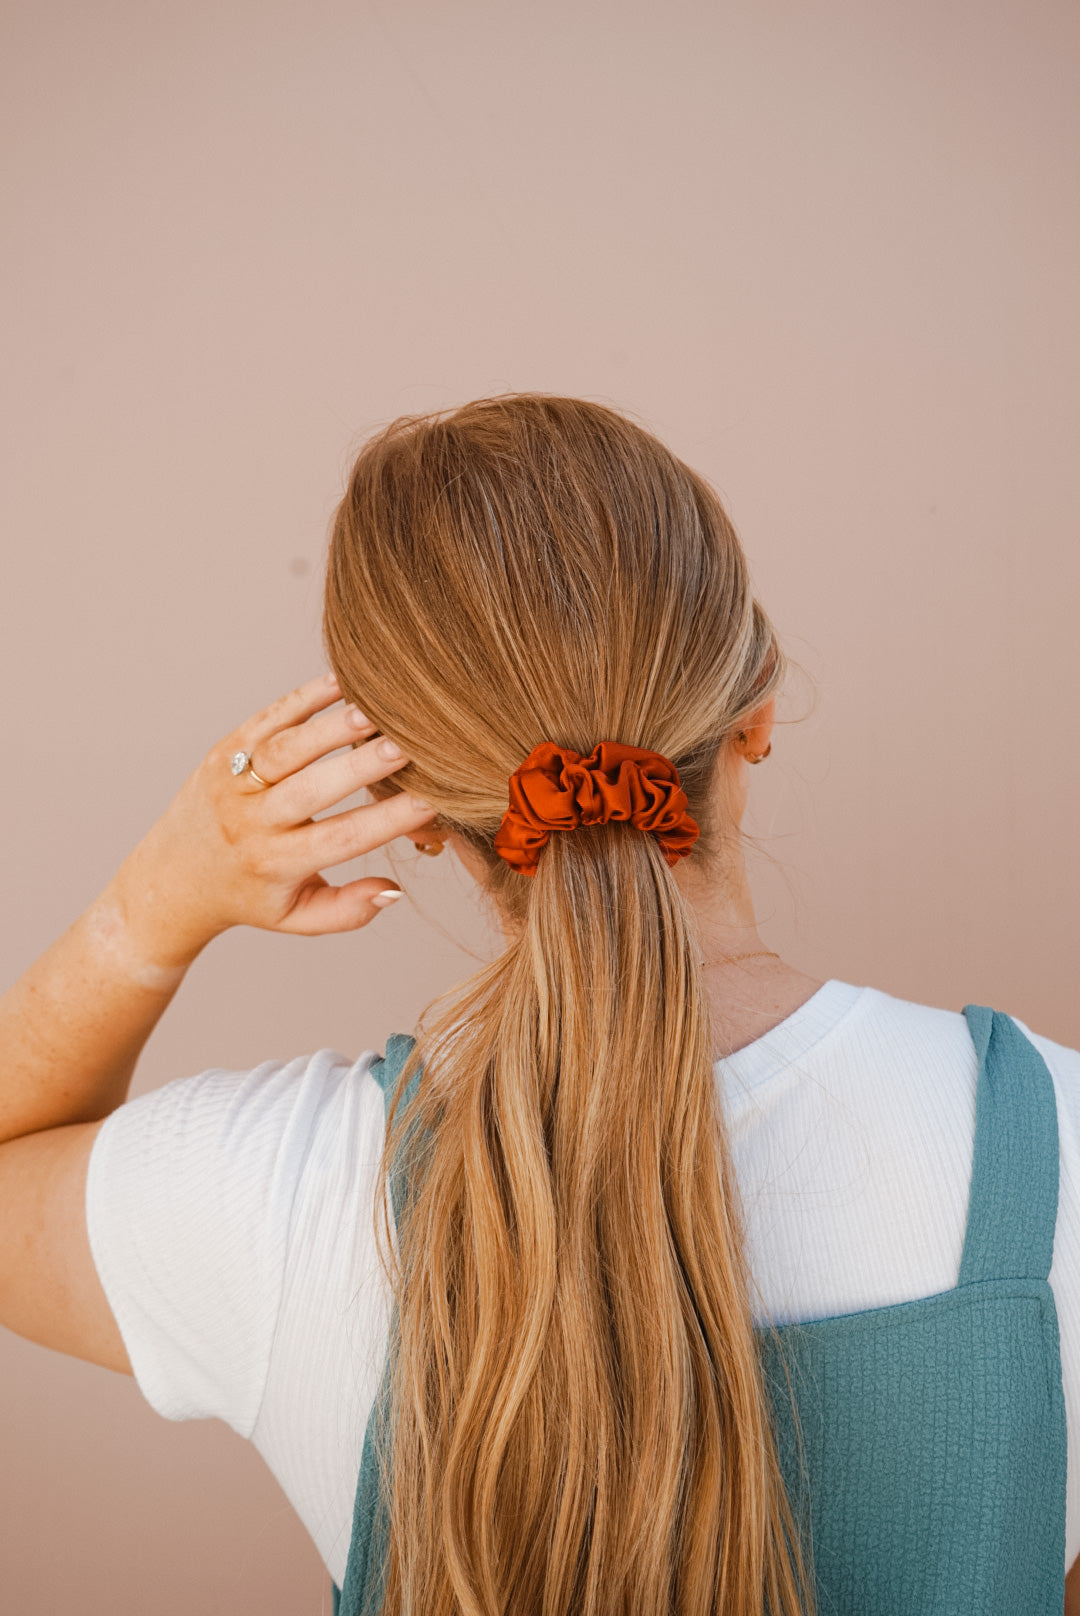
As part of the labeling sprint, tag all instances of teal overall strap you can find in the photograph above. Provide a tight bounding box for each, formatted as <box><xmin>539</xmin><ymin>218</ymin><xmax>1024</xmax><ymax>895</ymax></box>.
<box><xmin>958</xmin><ymin>1005</ymin><xmax>1059</xmax><ymax>1286</ymax></box>
<box><xmin>336</xmin><ymin>1033</ymin><xmax>424</xmax><ymax>1616</ymax></box>
<box><xmin>371</xmin><ymin>1033</ymin><xmax>424</xmax><ymax>1229</ymax></box>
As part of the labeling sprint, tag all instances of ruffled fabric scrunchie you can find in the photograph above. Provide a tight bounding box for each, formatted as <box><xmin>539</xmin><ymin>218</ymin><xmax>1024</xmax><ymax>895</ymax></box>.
<box><xmin>493</xmin><ymin>740</ymin><xmax>700</xmax><ymax>875</ymax></box>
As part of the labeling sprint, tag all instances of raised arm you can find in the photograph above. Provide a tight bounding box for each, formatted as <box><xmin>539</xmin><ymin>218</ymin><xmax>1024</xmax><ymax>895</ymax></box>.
<box><xmin>0</xmin><ymin>671</ymin><xmax>436</xmax><ymax>1369</ymax></box>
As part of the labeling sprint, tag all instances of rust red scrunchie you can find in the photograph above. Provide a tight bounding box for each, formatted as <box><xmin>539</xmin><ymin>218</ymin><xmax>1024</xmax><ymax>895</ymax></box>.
<box><xmin>493</xmin><ymin>740</ymin><xmax>700</xmax><ymax>876</ymax></box>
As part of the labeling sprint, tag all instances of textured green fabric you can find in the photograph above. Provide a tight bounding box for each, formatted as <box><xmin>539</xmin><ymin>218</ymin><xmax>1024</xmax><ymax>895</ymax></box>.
<box><xmin>333</xmin><ymin>1007</ymin><xmax>1067</xmax><ymax>1614</ymax></box>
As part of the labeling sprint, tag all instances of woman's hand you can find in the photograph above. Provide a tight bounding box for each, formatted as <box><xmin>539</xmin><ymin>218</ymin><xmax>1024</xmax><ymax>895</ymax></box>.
<box><xmin>103</xmin><ymin>671</ymin><xmax>439</xmax><ymax>972</ymax></box>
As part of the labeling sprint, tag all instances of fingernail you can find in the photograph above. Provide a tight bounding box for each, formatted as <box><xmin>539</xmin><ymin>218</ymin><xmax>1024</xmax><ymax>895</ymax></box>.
<box><xmin>410</xmin><ymin>795</ymin><xmax>433</xmax><ymax>812</ymax></box>
<box><xmin>347</xmin><ymin>706</ymin><xmax>370</xmax><ymax>729</ymax></box>
<box><xmin>372</xmin><ymin>889</ymin><xmax>403</xmax><ymax>908</ymax></box>
<box><xmin>324</xmin><ymin>671</ymin><xmax>340</xmax><ymax>687</ymax></box>
<box><xmin>378</xmin><ymin>736</ymin><xmax>405</xmax><ymax>760</ymax></box>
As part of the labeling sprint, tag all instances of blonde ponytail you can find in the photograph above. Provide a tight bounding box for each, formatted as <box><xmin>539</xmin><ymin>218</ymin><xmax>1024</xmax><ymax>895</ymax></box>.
<box><xmin>324</xmin><ymin>394</ymin><xmax>815</xmax><ymax>1616</ymax></box>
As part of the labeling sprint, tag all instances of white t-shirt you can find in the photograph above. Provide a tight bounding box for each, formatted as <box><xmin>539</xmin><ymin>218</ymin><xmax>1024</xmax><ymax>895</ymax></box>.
<box><xmin>85</xmin><ymin>979</ymin><xmax>1080</xmax><ymax>1586</ymax></box>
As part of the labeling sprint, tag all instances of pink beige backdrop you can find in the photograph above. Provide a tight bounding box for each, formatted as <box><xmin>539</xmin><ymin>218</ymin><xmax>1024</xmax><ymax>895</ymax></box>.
<box><xmin>2</xmin><ymin>1</ymin><xmax>1078</xmax><ymax>1609</ymax></box>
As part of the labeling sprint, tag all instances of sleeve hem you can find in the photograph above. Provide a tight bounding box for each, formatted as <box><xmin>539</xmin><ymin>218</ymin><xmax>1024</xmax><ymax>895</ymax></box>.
<box><xmin>85</xmin><ymin>1109</ymin><xmax>202</xmax><ymax>1424</ymax></box>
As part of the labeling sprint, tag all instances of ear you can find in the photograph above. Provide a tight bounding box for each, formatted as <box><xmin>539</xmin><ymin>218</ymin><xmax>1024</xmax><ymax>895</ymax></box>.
<box><xmin>731</xmin><ymin>696</ymin><xmax>775</xmax><ymax>760</ymax></box>
<box><xmin>405</xmin><ymin>816</ymin><xmax>449</xmax><ymax>854</ymax></box>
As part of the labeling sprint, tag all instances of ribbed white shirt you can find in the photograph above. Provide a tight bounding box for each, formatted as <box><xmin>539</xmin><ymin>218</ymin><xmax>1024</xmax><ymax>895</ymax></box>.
<box><xmin>85</xmin><ymin>979</ymin><xmax>1080</xmax><ymax>1585</ymax></box>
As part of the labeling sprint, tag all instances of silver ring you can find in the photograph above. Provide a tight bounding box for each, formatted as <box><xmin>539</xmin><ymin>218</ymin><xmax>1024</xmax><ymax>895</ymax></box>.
<box><xmin>229</xmin><ymin>750</ymin><xmax>272</xmax><ymax>789</ymax></box>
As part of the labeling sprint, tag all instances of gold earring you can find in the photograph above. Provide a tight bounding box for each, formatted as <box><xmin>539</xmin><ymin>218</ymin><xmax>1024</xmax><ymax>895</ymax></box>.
<box><xmin>416</xmin><ymin>840</ymin><xmax>445</xmax><ymax>857</ymax></box>
<box><xmin>736</xmin><ymin>731</ymin><xmax>771</xmax><ymax>764</ymax></box>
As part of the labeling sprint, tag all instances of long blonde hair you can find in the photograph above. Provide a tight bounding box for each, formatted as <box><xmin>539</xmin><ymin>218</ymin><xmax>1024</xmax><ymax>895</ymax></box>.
<box><xmin>323</xmin><ymin>394</ymin><xmax>814</xmax><ymax>1616</ymax></box>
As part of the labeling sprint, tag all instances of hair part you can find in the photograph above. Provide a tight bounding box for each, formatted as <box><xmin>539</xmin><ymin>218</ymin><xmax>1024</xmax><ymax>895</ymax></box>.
<box><xmin>323</xmin><ymin>394</ymin><xmax>814</xmax><ymax>1616</ymax></box>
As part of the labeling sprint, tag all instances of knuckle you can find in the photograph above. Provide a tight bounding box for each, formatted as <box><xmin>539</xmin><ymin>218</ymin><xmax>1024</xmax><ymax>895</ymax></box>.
<box><xmin>255</xmin><ymin>732</ymin><xmax>282</xmax><ymax>772</ymax></box>
<box><xmin>323</xmin><ymin>811</ymin><xmax>360</xmax><ymax>856</ymax></box>
<box><xmin>260</xmin><ymin>689</ymin><xmax>296</xmax><ymax>728</ymax></box>
<box><xmin>219</xmin><ymin>810</ymin><xmax>246</xmax><ymax>851</ymax></box>
<box><xmin>328</xmin><ymin>810</ymin><xmax>374</xmax><ymax>865</ymax></box>
<box><xmin>289</xmin><ymin>773</ymin><xmax>321</xmax><ymax>819</ymax></box>
<box><xmin>242</xmin><ymin>840</ymin><xmax>274</xmax><ymax>881</ymax></box>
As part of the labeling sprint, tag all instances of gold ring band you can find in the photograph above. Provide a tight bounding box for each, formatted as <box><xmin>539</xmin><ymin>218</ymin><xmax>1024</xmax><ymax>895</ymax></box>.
<box><xmin>229</xmin><ymin>750</ymin><xmax>273</xmax><ymax>788</ymax></box>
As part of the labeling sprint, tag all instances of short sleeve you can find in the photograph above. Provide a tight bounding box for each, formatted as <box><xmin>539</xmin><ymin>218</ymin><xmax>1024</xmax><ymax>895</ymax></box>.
<box><xmin>85</xmin><ymin>1047</ymin><xmax>365</xmax><ymax>1439</ymax></box>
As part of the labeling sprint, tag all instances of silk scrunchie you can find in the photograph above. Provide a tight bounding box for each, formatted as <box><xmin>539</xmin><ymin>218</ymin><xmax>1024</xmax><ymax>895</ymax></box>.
<box><xmin>493</xmin><ymin>740</ymin><xmax>700</xmax><ymax>876</ymax></box>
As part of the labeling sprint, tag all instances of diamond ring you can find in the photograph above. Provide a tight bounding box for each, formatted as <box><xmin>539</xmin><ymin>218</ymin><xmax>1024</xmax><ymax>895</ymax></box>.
<box><xmin>230</xmin><ymin>750</ymin><xmax>272</xmax><ymax>789</ymax></box>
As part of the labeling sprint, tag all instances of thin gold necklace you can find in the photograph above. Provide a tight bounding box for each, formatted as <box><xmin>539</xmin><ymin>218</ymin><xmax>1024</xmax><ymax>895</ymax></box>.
<box><xmin>699</xmin><ymin>949</ymin><xmax>780</xmax><ymax>968</ymax></box>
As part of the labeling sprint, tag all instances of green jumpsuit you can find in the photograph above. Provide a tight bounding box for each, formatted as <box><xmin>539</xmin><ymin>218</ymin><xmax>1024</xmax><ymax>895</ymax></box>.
<box><xmin>332</xmin><ymin>1005</ymin><xmax>1068</xmax><ymax>1614</ymax></box>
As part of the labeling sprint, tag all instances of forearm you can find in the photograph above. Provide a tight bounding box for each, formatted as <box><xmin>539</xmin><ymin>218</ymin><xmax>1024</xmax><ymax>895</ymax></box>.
<box><xmin>0</xmin><ymin>672</ymin><xmax>421</xmax><ymax>1145</ymax></box>
<box><xmin>0</xmin><ymin>870</ymin><xmax>209</xmax><ymax>1146</ymax></box>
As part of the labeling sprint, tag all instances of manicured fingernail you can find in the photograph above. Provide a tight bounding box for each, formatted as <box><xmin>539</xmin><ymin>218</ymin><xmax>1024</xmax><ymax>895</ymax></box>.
<box><xmin>372</xmin><ymin>889</ymin><xmax>403</xmax><ymax>908</ymax></box>
<box><xmin>378</xmin><ymin>737</ymin><xmax>405</xmax><ymax>760</ymax></box>
<box><xmin>410</xmin><ymin>795</ymin><xmax>433</xmax><ymax>812</ymax></box>
<box><xmin>347</xmin><ymin>706</ymin><xmax>370</xmax><ymax>729</ymax></box>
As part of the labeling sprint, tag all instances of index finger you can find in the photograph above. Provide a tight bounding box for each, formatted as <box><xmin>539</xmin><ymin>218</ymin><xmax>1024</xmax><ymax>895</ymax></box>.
<box><xmin>241</xmin><ymin>672</ymin><xmax>342</xmax><ymax>749</ymax></box>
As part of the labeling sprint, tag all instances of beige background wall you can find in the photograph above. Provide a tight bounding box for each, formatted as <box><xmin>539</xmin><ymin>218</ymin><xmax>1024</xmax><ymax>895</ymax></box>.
<box><xmin>2</xmin><ymin>0</ymin><xmax>1077</xmax><ymax>1609</ymax></box>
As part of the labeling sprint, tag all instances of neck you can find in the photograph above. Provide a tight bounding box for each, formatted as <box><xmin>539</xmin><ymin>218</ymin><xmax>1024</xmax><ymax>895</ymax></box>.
<box><xmin>675</xmin><ymin>847</ymin><xmax>769</xmax><ymax>965</ymax></box>
<box><xmin>675</xmin><ymin>848</ymin><xmax>827</xmax><ymax>1051</ymax></box>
